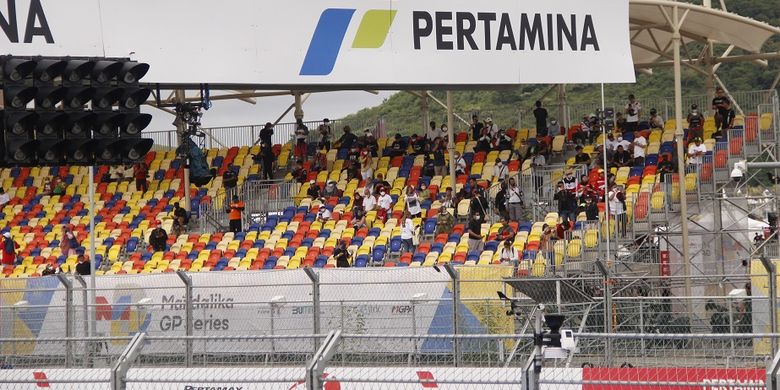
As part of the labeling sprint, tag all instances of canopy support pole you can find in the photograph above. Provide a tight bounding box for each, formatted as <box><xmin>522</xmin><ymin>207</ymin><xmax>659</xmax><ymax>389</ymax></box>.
<box><xmin>174</xmin><ymin>89</ymin><xmax>192</xmax><ymax>212</ymax></box>
<box><xmin>293</xmin><ymin>92</ymin><xmax>304</xmax><ymax>121</ymax></box>
<box><xmin>672</xmin><ymin>5</ymin><xmax>694</xmax><ymax>310</ymax></box>
<box><xmin>421</xmin><ymin>91</ymin><xmax>430</xmax><ymax>135</ymax></box>
<box><xmin>447</xmin><ymin>92</ymin><xmax>456</xmax><ymax>194</ymax></box>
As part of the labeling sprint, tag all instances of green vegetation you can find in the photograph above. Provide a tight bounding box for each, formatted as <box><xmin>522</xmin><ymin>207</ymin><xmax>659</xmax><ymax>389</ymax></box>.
<box><xmin>343</xmin><ymin>0</ymin><xmax>779</xmax><ymax>134</ymax></box>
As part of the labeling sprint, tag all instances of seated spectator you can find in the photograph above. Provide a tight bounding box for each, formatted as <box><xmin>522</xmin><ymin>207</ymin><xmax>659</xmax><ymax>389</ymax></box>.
<box><xmin>0</xmin><ymin>188</ymin><xmax>9</xmax><ymax>209</ymax></box>
<box><xmin>75</xmin><ymin>254</ymin><xmax>91</xmax><ymax>276</ymax></box>
<box><xmin>173</xmin><ymin>202</ymin><xmax>190</xmax><ymax>227</ymax></box>
<box><xmin>612</xmin><ymin>145</ymin><xmax>633</xmax><ymax>168</ymax></box>
<box><xmin>422</xmin><ymin>155</ymin><xmax>436</xmax><ymax>177</ymax></box>
<box><xmin>41</xmin><ymin>263</ymin><xmax>56</xmax><ymax>276</ymax></box>
<box><xmin>605</xmin><ymin>133</ymin><xmax>618</xmax><ymax>153</ymax></box>
<box><xmin>454</xmin><ymin>151</ymin><xmax>467</xmax><ymax>176</ymax></box>
<box><xmin>439</xmin><ymin>187</ymin><xmax>455</xmax><ymax>209</ymax></box>
<box><xmin>475</xmin><ymin>131</ymin><xmax>492</xmax><ymax>153</ymax></box>
<box><xmin>632</xmin><ymin>133</ymin><xmax>647</xmax><ymax>166</ymax></box>
<box><xmin>312</xmin><ymin>149</ymin><xmax>328</xmax><ymax>172</ymax></box>
<box><xmin>42</xmin><ymin>177</ymin><xmax>52</xmax><ymax>194</ymax></box>
<box><xmin>333</xmin><ymin>240</ymin><xmax>351</xmax><ymax>268</ymax></box>
<box><xmin>411</xmin><ymin>134</ymin><xmax>427</xmax><ymax>155</ymax></box>
<box><xmin>499</xmin><ymin>239</ymin><xmax>519</xmax><ymax>266</ymax></box>
<box><xmin>317</xmin><ymin>206</ymin><xmax>332</xmax><ymax>222</ymax></box>
<box><xmin>556</xmin><ymin>215</ymin><xmax>573</xmax><ymax>239</ymax></box>
<box><xmin>52</xmin><ymin>180</ymin><xmax>66</xmax><ymax>196</ymax></box>
<box><xmin>371</xmin><ymin>173</ymin><xmax>390</xmax><ymax>195</ymax></box>
<box><xmin>658</xmin><ymin>155</ymin><xmax>675</xmax><ymax>182</ymax></box>
<box><xmin>351</xmin><ymin>205</ymin><xmax>367</xmax><ymax>230</ymax></box>
<box><xmin>321</xmin><ymin>180</ymin><xmax>340</xmax><ymax>198</ymax></box>
<box><xmin>497</xmin><ymin>218</ymin><xmax>516</xmax><ymax>241</ymax></box>
<box><xmin>334</xmin><ymin>126</ymin><xmax>357</xmax><ymax>150</ymax></box>
<box><xmin>649</xmin><ymin>108</ymin><xmax>664</xmax><ymax>129</ymax></box>
<box><xmin>574</xmin><ymin>145</ymin><xmax>591</xmax><ymax>166</ymax></box>
<box><xmin>307</xmin><ymin>180</ymin><xmax>320</xmax><ymax>200</ymax></box>
<box><xmin>571</xmin><ymin>120</ymin><xmax>588</xmax><ymax>146</ymax></box>
<box><xmin>547</xmin><ymin>119</ymin><xmax>561</xmax><ymax>137</ymax></box>
<box><xmin>149</xmin><ymin>222</ymin><xmax>168</xmax><ymax>252</ymax></box>
<box><xmin>687</xmin><ymin>137</ymin><xmax>706</xmax><ymax>165</ymax></box>
<box><xmin>494</xmin><ymin>158</ymin><xmax>508</xmax><ymax>182</ymax></box>
<box><xmin>496</xmin><ymin>130</ymin><xmax>513</xmax><ymax>150</ymax></box>
<box><xmin>418</xmin><ymin>183</ymin><xmax>431</xmax><ymax>201</ymax></box>
<box><xmin>291</xmin><ymin>160</ymin><xmax>308</xmax><ymax>183</ymax></box>
<box><xmin>362</xmin><ymin>188</ymin><xmax>377</xmax><ymax>211</ymax></box>
<box><xmin>388</xmin><ymin>134</ymin><xmax>406</xmax><ymax>157</ymax></box>
<box><xmin>436</xmin><ymin>207</ymin><xmax>455</xmax><ymax>236</ymax></box>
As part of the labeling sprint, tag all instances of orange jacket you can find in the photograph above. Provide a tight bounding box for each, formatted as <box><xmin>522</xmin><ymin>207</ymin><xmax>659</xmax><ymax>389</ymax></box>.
<box><xmin>228</xmin><ymin>201</ymin><xmax>245</xmax><ymax>220</ymax></box>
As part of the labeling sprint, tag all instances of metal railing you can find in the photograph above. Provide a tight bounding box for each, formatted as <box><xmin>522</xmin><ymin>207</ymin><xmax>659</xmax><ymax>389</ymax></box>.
<box><xmin>198</xmin><ymin>179</ymin><xmax>301</xmax><ymax>232</ymax></box>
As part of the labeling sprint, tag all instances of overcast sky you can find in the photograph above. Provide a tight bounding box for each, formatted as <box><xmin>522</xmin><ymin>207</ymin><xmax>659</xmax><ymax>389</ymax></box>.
<box><xmin>143</xmin><ymin>90</ymin><xmax>396</xmax><ymax>132</ymax></box>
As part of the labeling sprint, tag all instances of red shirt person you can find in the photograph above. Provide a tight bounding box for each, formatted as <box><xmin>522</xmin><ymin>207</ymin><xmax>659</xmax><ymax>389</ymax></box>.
<box><xmin>1</xmin><ymin>232</ymin><xmax>19</xmax><ymax>266</ymax></box>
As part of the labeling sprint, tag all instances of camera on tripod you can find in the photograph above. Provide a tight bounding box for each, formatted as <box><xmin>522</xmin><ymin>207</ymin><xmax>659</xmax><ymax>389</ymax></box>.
<box><xmin>175</xmin><ymin>102</ymin><xmax>207</xmax><ymax>138</ymax></box>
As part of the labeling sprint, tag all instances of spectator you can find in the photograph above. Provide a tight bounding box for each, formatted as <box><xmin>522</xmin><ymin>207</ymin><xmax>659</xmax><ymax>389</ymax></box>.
<box><xmin>612</xmin><ymin>145</ymin><xmax>633</xmax><ymax>168</ymax></box>
<box><xmin>615</xmin><ymin>112</ymin><xmax>626</xmax><ymax>132</ymax></box>
<box><xmin>364</xmin><ymin>131</ymin><xmax>379</xmax><ymax>157</ymax></box>
<box><xmin>294</xmin><ymin>119</ymin><xmax>309</xmax><ymax>162</ymax></box>
<box><xmin>495</xmin><ymin>181</ymin><xmax>508</xmax><ymax>221</ymax></box>
<box><xmin>401</xmin><ymin>211</ymin><xmax>417</xmax><ymax>253</ymax></box>
<box><xmin>260</xmin><ymin>143</ymin><xmax>275</xmax><ymax>181</ymax></box>
<box><xmin>468</xmin><ymin>178</ymin><xmax>485</xmax><ymax>199</ymax></box>
<box><xmin>496</xmin><ymin>130</ymin><xmax>513</xmax><ymax>150</ymax></box>
<box><xmin>687</xmin><ymin>104</ymin><xmax>704</xmax><ymax>141</ymax></box>
<box><xmin>149</xmin><ymin>222</ymin><xmax>168</xmax><ymax>252</ymax></box>
<box><xmin>530</xmin><ymin>148</ymin><xmax>546</xmax><ymax>196</ymax></box>
<box><xmin>475</xmin><ymin>131</ymin><xmax>492</xmax><ymax>153</ymax></box>
<box><xmin>605</xmin><ymin>133</ymin><xmax>618</xmax><ymax>152</ymax></box>
<box><xmin>562</xmin><ymin>170</ymin><xmax>577</xmax><ymax>192</ymax></box>
<box><xmin>1</xmin><ymin>232</ymin><xmax>18</xmax><ymax>266</ymax></box>
<box><xmin>433</xmin><ymin>140</ymin><xmax>447</xmax><ymax>176</ymax></box>
<box><xmin>291</xmin><ymin>160</ymin><xmax>308</xmax><ymax>184</ymax></box>
<box><xmin>321</xmin><ymin>180</ymin><xmax>340</xmax><ymax>198</ymax></box>
<box><xmin>307</xmin><ymin>180</ymin><xmax>320</xmax><ymax>200</ymax></box>
<box><xmin>494</xmin><ymin>158</ymin><xmax>508</xmax><ymax>182</ymax></box>
<box><xmin>227</xmin><ymin>195</ymin><xmax>245</xmax><ymax>233</ymax></box>
<box><xmin>351</xmin><ymin>205</ymin><xmax>367</xmax><ymax>230</ymax></box>
<box><xmin>608</xmin><ymin>185</ymin><xmax>627</xmax><ymax>237</ymax></box>
<box><xmin>556</xmin><ymin>215</ymin><xmax>573</xmax><ymax>240</ymax></box>
<box><xmin>387</xmin><ymin>134</ymin><xmax>405</xmax><ymax>157</ymax></box>
<box><xmin>335</xmin><ymin>126</ymin><xmax>357</xmax><ymax>150</ymax></box>
<box><xmin>377</xmin><ymin>188</ymin><xmax>393</xmax><ymax>222</ymax></box>
<box><xmin>333</xmin><ymin>240</ymin><xmax>351</xmax><ymax>268</ymax></box>
<box><xmin>371</xmin><ymin>173</ymin><xmax>390</xmax><ymax>195</ymax></box>
<box><xmin>436</xmin><ymin>207</ymin><xmax>455</xmax><ymax>235</ymax></box>
<box><xmin>572</xmin><ymin>117</ymin><xmax>589</xmax><ymax>146</ymax></box>
<box><xmin>754</xmin><ymin>232</ymin><xmax>765</xmax><ymax>246</ymax></box>
<box><xmin>52</xmin><ymin>179</ymin><xmax>65</xmax><ymax>196</ymax></box>
<box><xmin>411</xmin><ymin>134</ymin><xmax>427</xmax><ymax>155</ymax></box>
<box><xmin>360</xmin><ymin>151</ymin><xmax>373</xmax><ymax>181</ymax></box>
<box><xmin>547</xmin><ymin>118</ymin><xmax>560</xmax><ymax>137</ymax></box>
<box><xmin>0</xmin><ymin>188</ymin><xmax>9</xmax><ymax>209</ymax></box>
<box><xmin>42</xmin><ymin>177</ymin><xmax>52</xmax><ymax>194</ymax></box>
<box><xmin>500</xmin><ymin>239</ymin><xmax>519</xmax><ymax>267</ymax></box>
<box><xmin>554</xmin><ymin>181</ymin><xmax>578</xmax><ymax>222</ymax></box>
<box><xmin>484</xmin><ymin>118</ymin><xmax>498</xmax><ymax>139</ymax></box>
<box><xmin>577</xmin><ymin>175</ymin><xmax>597</xmax><ymax>204</ymax></box>
<box><xmin>41</xmin><ymin>263</ymin><xmax>56</xmax><ymax>276</ymax></box>
<box><xmin>426</xmin><ymin>121</ymin><xmax>442</xmax><ymax>146</ymax></box>
<box><xmin>60</xmin><ymin>226</ymin><xmax>78</xmax><ymax>257</ymax></box>
<box><xmin>470</xmin><ymin>114</ymin><xmax>484</xmax><ymax>141</ymax></box>
<box><xmin>312</xmin><ymin>149</ymin><xmax>328</xmax><ymax>172</ymax></box>
<box><xmin>422</xmin><ymin>155</ymin><xmax>436</xmax><ymax>178</ymax></box>
<box><xmin>658</xmin><ymin>155</ymin><xmax>675</xmax><ymax>182</ymax></box>
<box><xmin>439</xmin><ymin>187</ymin><xmax>455</xmax><ymax>209</ymax></box>
<box><xmin>497</xmin><ymin>218</ymin><xmax>516</xmax><ymax>242</ymax></box>
<box><xmin>574</xmin><ymin>145</ymin><xmax>591</xmax><ymax>166</ymax></box>
<box><xmin>345</xmin><ymin>159</ymin><xmax>361</xmax><ymax>182</ymax></box>
<box><xmin>454</xmin><ymin>151</ymin><xmax>467</xmax><ymax>176</ymax></box>
<box><xmin>317</xmin><ymin>206</ymin><xmax>332</xmax><ymax>222</ymax></box>
<box><xmin>687</xmin><ymin>137</ymin><xmax>706</xmax><ymax>165</ymax></box>
<box><xmin>405</xmin><ymin>185</ymin><xmax>422</xmax><ymax>218</ymax></box>
<box><xmin>259</xmin><ymin>122</ymin><xmax>274</xmax><ymax>147</ymax></box>
<box><xmin>632</xmin><ymin>133</ymin><xmax>647</xmax><ymax>166</ymax></box>
<box><xmin>467</xmin><ymin>213</ymin><xmax>484</xmax><ymax>253</ymax></box>
<box><xmin>624</xmin><ymin>94</ymin><xmax>641</xmax><ymax>133</ymax></box>
<box><xmin>470</xmin><ymin>187</ymin><xmax>488</xmax><ymax>221</ymax></box>
<box><xmin>584</xmin><ymin>196</ymin><xmax>599</xmax><ymax>221</ymax></box>
<box><xmin>318</xmin><ymin>119</ymin><xmax>332</xmax><ymax>151</ymax></box>
<box><xmin>222</xmin><ymin>167</ymin><xmax>238</xmax><ymax>198</ymax></box>
<box><xmin>173</xmin><ymin>202</ymin><xmax>190</xmax><ymax>228</ymax></box>
<box><xmin>134</xmin><ymin>162</ymin><xmax>149</xmax><ymax>192</ymax></box>
<box><xmin>418</xmin><ymin>183</ymin><xmax>431</xmax><ymax>201</ymax></box>
<box><xmin>506</xmin><ymin>178</ymin><xmax>524</xmax><ymax>222</ymax></box>
<box><xmin>712</xmin><ymin>87</ymin><xmax>733</xmax><ymax>135</ymax></box>
<box><xmin>533</xmin><ymin>100</ymin><xmax>549</xmax><ymax>136</ymax></box>
<box><xmin>649</xmin><ymin>108</ymin><xmax>664</xmax><ymax>129</ymax></box>
<box><xmin>362</xmin><ymin>188</ymin><xmax>377</xmax><ymax>212</ymax></box>
<box><xmin>75</xmin><ymin>254</ymin><xmax>90</xmax><ymax>276</ymax></box>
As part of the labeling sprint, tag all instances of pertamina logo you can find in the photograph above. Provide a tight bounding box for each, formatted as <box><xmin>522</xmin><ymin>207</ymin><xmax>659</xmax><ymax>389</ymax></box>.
<box><xmin>300</xmin><ymin>8</ymin><xmax>396</xmax><ymax>76</ymax></box>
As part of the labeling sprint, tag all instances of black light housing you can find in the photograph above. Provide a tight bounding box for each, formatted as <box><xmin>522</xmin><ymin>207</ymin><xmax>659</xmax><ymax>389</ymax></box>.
<box><xmin>4</xmin><ymin>86</ymin><xmax>37</xmax><ymax>109</ymax></box>
<box><xmin>36</xmin><ymin>139</ymin><xmax>66</xmax><ymax>165</ymax></box>
<box><xmin>5</xmin><ymin>111</ymin><xmax>38</xmax><ymax>136</ymax></box>
<box><xmin>121</xmin><ymin>113</ymin><xmax>152</xmax><ymax>137</ymax></box>
<box><xmin>62</xmin><ymin>60</ymin><xmax>94</xmax><ymax>84</ymax></box>
<box><xmin>36</xmin><ymin>112</ymin><xmax>67</xmax><ymax>138</ymax></box>
<box><xmin>116</xmin><ymin>138</ymin><xmax>153</xmax><ymax>163</ymax></box>
<box><xmin>35</xmin><ymin>86</ymin><xmax>66</xmax><ymax>109</ymax></box>
<box><xmin>92</xmin><ymin>87</ymin><xmax>122</xmax><ymax>111</ymax></box>
<box><xmin>93</xmin><ymin>112</ymin><xmax>123</xmax><ymax>138</ymax></box>
<box><xmin>2</xmin><ymin>58</ymin><xmax>36</xmax><ymax>82</ymax></box>
<box><xmin>118</xmin><ymin>61</ymin><xmax>150</xmax><ymax>84</ymax></box>
<box><xmin>119</xmin><ymin>87</ymin><xmax>151</xmax><ymax>111</ymax></box>
<box><xmin>91</xmin><ymin>60</ymin><xmax>122</xmax><ymax>85</ymax></box>
<box><xmin>64</xmin><ymin>112</ymin><xmax>95</xmax><ymax>138</ymax></box>
<box><xmin>63</xmin><ymin>87</ymin><xmax>95</xmax><ymax>110</ymax></box>
<box><xmin>65</xmin><ymin>139</ymin><xmax>95</xmax><ymax>164</ymax></box>
<box><xmin>33</xmin><ymin>59</ymin><xmax>66</xmax><ymax>83</ymax></box>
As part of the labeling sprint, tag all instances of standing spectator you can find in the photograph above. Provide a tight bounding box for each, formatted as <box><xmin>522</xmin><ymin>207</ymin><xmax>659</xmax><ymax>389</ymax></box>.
<box><xmin>608</xmin><ymin>185</ymin><xmax>627</xmax><ymax>238</ymax></box>
<box><xmin>360</xmin><ymin>151</ymin><xmax>373</xmax><ymax>181</ymax></box>
<box><xmin>454</xmin><ymin>151</ymin><xmax>467</xmax><ymax>176</ymax></box>
<box><xmin>318</xmin><ymin>119</ymin><xmax>332</xmax><ymax>151</ymax></box>
<box><xmin>42</xmin><ymin>177</ymin><xmax>52</xmax><ymax>194</ymax></box>
<box><xmin>470</xmin><ymin>114</ymin><xmax>484</xmax><ymax>141</ymax></box>
<box><xmin>475</xmin><ymin>131</ymin><xmax>492</xmax><ymax>153</ymax></box>
<box><xmin>687</xmin><ymin>137</ymin><xmax>707</xmax><ymax>166</ymax></box>
<box><xmin>562</xmin><ymin>170</ymin><xmax>577</xmax><ymax>192</ymax></box>
<box><xmin>426</xmin><ymin>121</ymin><xmax>442</xmax><ymax>147</ymax></box>
<box><xmin>60</xmin><ymin>226</ymin><xmax>78</xmax><ymax>257</ymax></box>
<box><xmin>466</xmin><ymin>213</ymin><xmax>484</xmax><ymax>253</ymax></box>
<box><xmin>433</xmin><ymin>140</ymin><xmax>447</xmax><ymax>176</ymax></box>
<box><xmin>484</xmin><ymin>118</ymin><xmax>498</xmax><ymax>139</ymax></box>
<box><xmin>436</xmin><ymin>207</ymin><xmax>454</xmax><ymax>235</ymax></box>
<box><xmin>149</xmin><ymin>222</ymin><xmax>168</xmax><ymax>252</ymax></box>
<box><xmin>335</xmin><ymin>126</ymin><xmax>357</xmax><ymax>150</ymax></box>
<box><xmin>494</xmin><ymin>158</ymin><xmax>508</xmax><ymax>182</ymax></box>
<box><xmin>377</xmin><ymin>188</ymin><xmax>393</xmax><ymax>222</ymax></box>
<box><xmin>400</xmin><ymin>211</ymin><xmax>417</xmax><ymax>253</ymax></box>
<box><xmin>333</xmin><ymin>240</ymin><xmax>351</xmax><ymax>268</ymax></box>
<box><xmin>1</xmin><ymin>232</ymin><xmax>18</xmax><ymax>266</ymax></box>
<box><xmin>134</xmin><ymin>162</ymin><xmax>149</xmax><ymax>193</ymax></box>
<box><xmin>554</xmin><ymin>181</ymin><xmax>578</xmax><ymax>222</ymax></box>
<box><xmin>260</xmin><ymin>143</ymin><xmax>275</xmax><ymax>181</ymax></box>
<box><xmin>495</xmin><ymin>181</ymin><xmax>508</xmax><ymax>221</ymax></box>
<box><xmin>364</xmin><ymin>131</ymin><xmax>379</xmax><ymax>157</ymax></box>
<box><xmin>658</xmin><ymin>155</ymin><xmax>675</xmax><ymax>183</ymax></box>
<box><xmin>632</xmin><ymin>133</ymin><xmax>648</xmax><ymax>166</ymax></box>
<box><xmin>227</xmin><ymin>195</ymin><xmax>245</xmax><ymax>233</ymax></box>
<box><xmin>712</xmin><ymin>87</ymin><xmax>732</xmax><ymax>134</ymax></box>
<box><xmin>418</xmin><ymin>183</ymin><xmax>431</xmax><ymax>201</ymax></box>
<box><xmin>294</xmin><ymin>119</ymin><xmax>309</xmax><ymax>162</ymax></box>
<box><xmin>470</xmin><ymin>186</ymin><xmax>488</xmax><ymax>221</ymax></box>
<box><xmin>624</xmin><ymin>94</ymin><xmax>641</xmax><ymax>133</ymax></box>
<box><xmin>405</xmin><ymin>185</ymin><xmax>422</xmax><ymax>218</ymax></box>
<box><xmin>533</xmin><ymin>101</ymin><xmax>549</xmax><ymax>136</ymax></box>
<box><xmin>506</xmin><ymin>178</ymin><xmax>524</xmax><ymax>222</ymax></box>
<box><xmin>649</xmin><ymin>108</ymin><xmax>664</xmax><ymax>129</ymax></box>
<box><xmin>547</xmin><ymin>119</ymin><xmax>561</xmax><ymax>137</ymax></box>
<box><xmin>0</xmin><ymin>188</ymin><xmax>9</xmax><ymax>209</ymax></box>
<box><xmin>173</xmin><ymin>202</ymin><xmax>190</xmax><ymax>227</ymax></box>
<box><xmin>222</xmin><ymin>167</ymin><xmax>238</xmax><ymax>199</ymax></box>
<box><xmin>576</xmin><ymin>175</ymin><xmax>596</xmax><ymax>204</ymax></box>
<box><xmin>321</xmin><ymin>180</ymin><xmax>340</xmax><ymax>199</ymax></box>
<box><xmin>687</xmin><ymin>104</ymin><xmax>704</xmax><ymax>141</ymax></box>
<box><xmin>531</xmin><ymin>148</ymin><xmax>546</xmax><ymax>197</ymax></box>
<box><xmin>259</xmin><ymin>122</ymin><xmax>274</xmax><ymax>147</ymax></box>
<box><xmin>496</xmin><ymin>130</ymin><xmax>513</xmax><ymax>150</ymax></box>
<box><xmin>584</xmin><ymin>196</ymin><xmax>599</xmax><ymax>221</ymax></box>
<box><xmin>75</xmin><ymin>254</ymin><xmax>90</xmax><ymax>276</ymax></box>
<box><xmin>439</xmin><ymin>187</ymin><xmax>455</xmax><ymax>209</ymax></box>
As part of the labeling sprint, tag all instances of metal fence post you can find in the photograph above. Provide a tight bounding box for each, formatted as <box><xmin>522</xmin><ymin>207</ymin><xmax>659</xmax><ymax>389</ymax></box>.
<box><xmin>595</xmin><ymin>260</ymin><xmax>612</xmax><ymax>366</ymax></box>
<box><xmin>307</xmin><ymin>330</ymin><xmax>341</xmax><ymax>390</ymax></box>
<box><xmin>443</xmin><ymin>264</ymin><xmax>460</xmax><ymax>366</ymax></box>
<box><xmin>111</xmin><ymin>332</ymin><xmax>146</xmax><ymax>390</ymax></box>
<box><xmin>56</xmin><ymin>274</ymin><xmax>74</xmax><ymax>367</ymax></box>
<box><xmin>176</xmin><ymin>270</ymin><xmax>193</xmax><ymax>366</ymax></box>
<box><xmin>74</xmin><ymin>274</ymin><xmax>90</xmax><ymax>366</ymax></box>
<box><xmin>304</xmin><ymin>268</ymin><xmax>321</xmax><ymax>350</ymax></box>
<box><xmin>760</xmin><ymin>257</ymin><xmax>777</xmax><ymax>357</ymax></box>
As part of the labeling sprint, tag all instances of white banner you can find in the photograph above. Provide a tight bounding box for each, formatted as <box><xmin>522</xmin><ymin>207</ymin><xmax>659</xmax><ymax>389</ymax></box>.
<box><xmin>1</xmin><ymin>0</ymin><xmax>635</xmax><ymax>86</ymax></box>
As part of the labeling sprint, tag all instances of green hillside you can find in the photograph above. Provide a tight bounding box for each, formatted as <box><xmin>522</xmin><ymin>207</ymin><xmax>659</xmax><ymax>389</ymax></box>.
<box><xmin>343</xmin><ymin>0</ymin><xmax>779</xmax><ymax>133</ymax></box>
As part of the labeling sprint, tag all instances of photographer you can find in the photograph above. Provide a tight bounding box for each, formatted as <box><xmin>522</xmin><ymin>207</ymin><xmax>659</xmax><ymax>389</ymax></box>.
<box><xmin>259</xmin><ymin>122</ymin><xmax>274</xmax><ymax>146</ymax></box>
<box><xmin>318</xmin><ymin>119</ymin><xmax>332</xmax><ymax>151</ymax></box>
<box><xmin>226</xmin><ymin>195</ymin><xmax>245</xmax><ymax>233</ymax></box>
<box><xmin>624</xmin><ymin>94</ymin><xmax>641</xmax><ymax>133</ymax></box>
